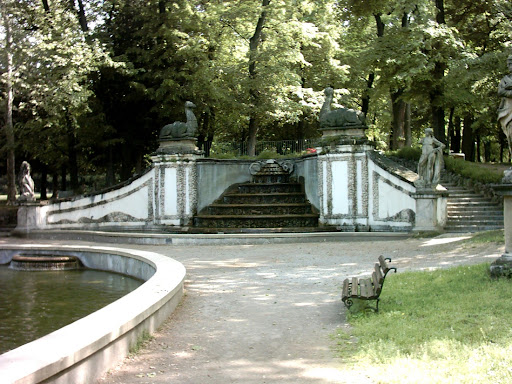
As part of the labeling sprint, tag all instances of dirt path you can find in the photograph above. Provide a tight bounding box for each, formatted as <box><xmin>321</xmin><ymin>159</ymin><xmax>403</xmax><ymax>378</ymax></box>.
<box><xmin>96</xmin><ymin>235</ymin><xmax>502</xmax><ymax>384</ymax></box>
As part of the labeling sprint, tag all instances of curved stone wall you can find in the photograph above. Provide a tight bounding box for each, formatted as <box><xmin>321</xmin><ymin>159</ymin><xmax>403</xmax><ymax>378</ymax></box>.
<box><xmin>0</xmin><ymin>244</ymin><xmax>186</xmax><ymax>384</ymax></box>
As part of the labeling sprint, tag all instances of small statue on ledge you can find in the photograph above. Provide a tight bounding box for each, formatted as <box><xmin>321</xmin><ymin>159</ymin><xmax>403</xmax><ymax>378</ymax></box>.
<box><xmin>319</xmin><ymin>87</ymin><xmax>366</xmax><ymax>128</ymax></box>
<box><xmin>159</xmin><ymin>101</ymin><xmax>198</xmax><ymax>139</ymax></box>
<box><xmin>18</xmin><ymin>161</ymin><xmax>35</xmax><ymax>202</ymax></box>
<box><xmin>416</xmin><ymin>128</ymin><xmax>445</xmax><ymax>188</ymax></box>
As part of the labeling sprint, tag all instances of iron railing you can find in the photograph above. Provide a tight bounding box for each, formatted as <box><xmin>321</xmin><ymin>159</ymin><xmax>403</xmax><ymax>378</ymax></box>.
<box><xmin>204</xmin><ymin>139</ymin><xmax>317</xmax><ymax>157</ymax></box>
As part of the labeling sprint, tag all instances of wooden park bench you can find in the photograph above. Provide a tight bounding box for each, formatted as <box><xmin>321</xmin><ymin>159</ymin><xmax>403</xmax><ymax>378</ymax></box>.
<box><xmin>341</xmin><ymin>256</ymin><xmax>397</xmax><ymax>312</ymax></box>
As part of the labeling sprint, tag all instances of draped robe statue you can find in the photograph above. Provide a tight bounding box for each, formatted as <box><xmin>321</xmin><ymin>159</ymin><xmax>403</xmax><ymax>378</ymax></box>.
<box><xmin>498</xmin><ymin>55</ymin><xmax>512</xmax><ymax>155</ymax></box>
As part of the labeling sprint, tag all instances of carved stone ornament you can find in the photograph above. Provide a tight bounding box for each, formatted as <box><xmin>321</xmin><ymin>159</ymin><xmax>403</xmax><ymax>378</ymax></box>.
<box><xmin>249</xmin><ymin>159</ymin><xmax>294</xmax><ymax>176</ymax></box>
<box><xmin>319</xmin><ymin>87</ymin><xmax>366</xmax><ymax>129</ymax></box>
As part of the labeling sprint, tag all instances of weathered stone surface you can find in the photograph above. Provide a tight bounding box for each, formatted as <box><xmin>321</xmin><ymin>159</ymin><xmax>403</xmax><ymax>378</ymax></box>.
<box><xmin>498</xmin><ymin>55</ymin><xmax>512</xmax><ymax>154</ymax></box>
<box><xmin>17</xmin><ymin>161</ymin><xmax>35</xmax><ymax>202</ymax></box>
<box><xmin>415</xmin><ymin>128</ymin><xmax>445</xmax><ymax>188</ymax></box>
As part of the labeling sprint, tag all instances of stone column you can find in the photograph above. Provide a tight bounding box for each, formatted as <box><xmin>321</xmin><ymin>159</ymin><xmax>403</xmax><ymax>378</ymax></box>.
<box><xmin>490</xmin><ymin>184</ymin><xmax>512</xmax><ymax>277</ymax></box>
<box><xmin>412</xmin><ymin>187</ymin><xmax>448</xmax><ymax>232</ymax></box>
<box><xmin>151</xmin><ymin>138</ymin><xmax>202</xmax><ymax>227</ymax></box>
<box><xmin>14</xmin><ymin>202</ymin><xmax>46</xmax><ymax>235</ymax></box>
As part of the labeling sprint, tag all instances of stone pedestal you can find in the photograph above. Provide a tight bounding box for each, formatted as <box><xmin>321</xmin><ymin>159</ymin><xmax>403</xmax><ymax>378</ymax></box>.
<box><xmin>150</xmin><ymin>153</ymin><xmax>200</xmax><ymax>227</ymax></box>
<box><xmin>15</xmin><ymin>202</ymin><xmax>44</xmax><ymax>235</ymax></box>
<box><xmin>155</xmin><ymin>137</ymin><xmax>202</xmax><ymax>156</ymax></box>
<box><xmin>319</xmin><ymin>125</ymin><xmax>367</xmax><ymax>139</ymax></box>
<box><xmin>412</xmin><ymin>186</ymin><xmax>448</xmax><ymax>232</ymax></box>
<box><xmin>489</xmin><ymin>184</ymin><xmax>512</xmax><ymax>277</ymax></box>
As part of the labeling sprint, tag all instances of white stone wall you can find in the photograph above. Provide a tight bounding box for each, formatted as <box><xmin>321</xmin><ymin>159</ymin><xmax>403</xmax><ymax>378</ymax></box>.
<box><xmin>317</xmin><ymin>145</ymin><xmax>416</xmax><ymax>231</ymax></box>
<box><xmin>18</xmin><ymin>156</ymin><xmax>199</xmax><ymax>231</ymax></box>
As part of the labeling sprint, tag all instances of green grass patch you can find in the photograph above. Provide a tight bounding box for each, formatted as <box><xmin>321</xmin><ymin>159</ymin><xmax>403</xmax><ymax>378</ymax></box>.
<box><xmin>468</xmin><ymin>230</ymin><xmax>505</xmax><ymax>244</ymax></box>
<box><xmin>339</xmin><ymin>263</ymin><xmax>512</xmax><ymax>383</ymax></box>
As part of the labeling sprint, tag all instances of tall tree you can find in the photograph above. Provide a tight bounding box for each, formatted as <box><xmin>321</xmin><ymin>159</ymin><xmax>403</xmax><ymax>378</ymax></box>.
<box><xmin>0</xmin><ymin>1</ymin><xmax>17</xmax><ymax>203</ymax></box>
<box><xmin>247</xmin><ymin>0</ymin><xmax>270</xmax><ymax>156</ymax></box>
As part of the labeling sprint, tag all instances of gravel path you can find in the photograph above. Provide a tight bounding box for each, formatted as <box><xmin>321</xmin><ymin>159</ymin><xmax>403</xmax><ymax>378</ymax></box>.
<box><xmin>90</xmin><ymin>234</ymin><xmax>503</xmax><ymax>384</ymax></box>
<box><xmin>3</xmin><ymin>233</ymin><xmax>493</xmax><ymax>384</ymax></box>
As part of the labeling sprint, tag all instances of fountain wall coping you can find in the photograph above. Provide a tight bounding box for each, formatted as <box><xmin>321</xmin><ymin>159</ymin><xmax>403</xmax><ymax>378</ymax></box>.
<box><xmin>0</xmin><ymin>244</ymin><xmax>186</xmax><ymax>384</ymax></box>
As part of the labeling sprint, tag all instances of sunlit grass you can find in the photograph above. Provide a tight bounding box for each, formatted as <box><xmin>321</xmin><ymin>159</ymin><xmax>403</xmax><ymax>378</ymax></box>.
<box><xmin>338</xmin><ymin>263</ymin><xmax>512</xmax><ymax>383</ymax></box>
<box><xmin>468</xmin><ymin>230</ymin><xmax>504</xmax><ymax>244</ymax></box>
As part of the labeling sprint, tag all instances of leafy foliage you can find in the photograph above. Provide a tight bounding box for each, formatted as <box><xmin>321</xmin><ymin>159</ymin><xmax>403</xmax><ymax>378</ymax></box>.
<box><xmin>1</xmin><ymin>0</ymin><xmax>511</xmax><ymax>193</ymax></box>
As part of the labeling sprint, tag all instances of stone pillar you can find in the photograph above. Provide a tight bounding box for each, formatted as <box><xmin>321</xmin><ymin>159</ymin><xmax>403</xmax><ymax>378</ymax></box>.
<box><xmin>151</xmin><ymin>138</ymin><xmax>202</xmax><ymax>227</ymax></box>
<box><xmin>316</xmin><ymin>131</ymin><xmax>371</xmax><ymax>230</ymax></box>
<box><xmin>412</xmin><ymin>187</ymin><xmax>448</xmax><ymax>232</ymax></box>
<box><xmin>490</xmin><ymin>185</ymin><xmax>512</xmax><ymax>277</ymax></box>
<box><xmin>14</xmin><ymin>202</ymin><xmax>46</xmax><ymax>235</ymax></box>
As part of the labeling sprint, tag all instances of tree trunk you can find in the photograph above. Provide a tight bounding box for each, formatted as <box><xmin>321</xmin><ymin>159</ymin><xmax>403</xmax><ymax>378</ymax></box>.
<box><xmin>361</xmin><ymin>13</ymin><xmax>384</xmax><ymax>117</ymax></box>
<box><xmin>1</xmin><ymin>6</ymin><xmax>17</xmax><ymax>204</ymax></box>
<box><xmin>106</xmin><ymin>146</ymin><xmax>115</xmax><ymax>187</ymax></box>
<box><xmin>451</xmin><ymin>115</ymin><xmax>461</xmax><ymax>153</ymax></box>
<box><xmin>499</xmin><ymin>129</ymin><xmax>507</xmax><ymax>162</ymax></box>
<box><xmin>52</xmin><ymin>172</ymin><xmax>59</xmax><ymax>198</ymax></box>
<box><xmin>247</xmin><ymin>0</ymin><xmax>270</xmax><ymax>157</ymax></box>
<box><xmin>61</xmin><ymin>165</ymin><xmax>67</xmax><ymax>191</ymax></box>
<box><xmin>41</xmin><ymin>0</ymin><xmax>50</xmax><ymax>12</ymax></box>
<box><xmin>40</xmin><ymin>163</ymin><xmax>48</xmax><ymax>200</ymax></box>
<box><xmin>404</xmin><ymin>103</ymin><xmax>412</xmax><ymax>147</ymax></box>
<box><xmin>66</xmin><ymin>114</ymin><xmax>79</xmax><ymax>191</ymax></box>
<box><xmin>75</xmin><ymin>0</ymin><xmax>88</xmax><ymax>32</ymax></box>
<box><xmin>390</xmin><ymin>90</ymin><xmax>407</xmax><ymax>150</ymax></box>
<box><xmin>476</xmin><ymin>131</ymin><xmax>481</xmax><ymax>162</ymax></box>
<box><xmin>484</xmin><ymin>140</ymin><xmax>491</xmax><ymax>162</ymax></box>
<box><xmin>461</xmin><ymin>115</ymin><xmax>474</xmax><ymax>161</ymax></box>
<box><xmin>431</xmin><ymin>0</ymin><xmax>447</xmax><ymax>144</ymax></box>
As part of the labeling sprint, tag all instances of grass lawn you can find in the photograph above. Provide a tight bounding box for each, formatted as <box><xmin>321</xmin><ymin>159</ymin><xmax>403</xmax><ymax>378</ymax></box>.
<box><xmin>337</xmin><ymin>256</ymin><xmax>512</xmax><ymax>383</ymax></box>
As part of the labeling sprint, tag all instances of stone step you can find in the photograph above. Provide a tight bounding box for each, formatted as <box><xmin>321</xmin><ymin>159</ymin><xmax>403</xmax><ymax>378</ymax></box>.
<box><xmin>448</xmin><ymin>197</ymin><xmax>494</xmax><ymax>203</ymax></box>
<box><xmin>447</xmin><ymin>207</ymin><xmax>503</xmax><ymax>215</ymax></box>
<box><xmin>447</xmin><ymin>201</ymin><xmax>501</xmax><ymax>208</ymax></box>
<box><xmin>206</xmin><ymin>203</ymin><xmax>314</xmax><ymax>216</ymax></box>
<box><xmin>444</xmin><ymin>224</ymin><xmax>504</xmax><ymax>232</ymax></box>
<box><xmin>194</xmin><ymin>214</ymin><xmax>320</xmax><ymax>228</ymax></box>
<box><xmin>447</xmin><ymin>193</ymin><xmax>485</xmax><ymax>198</ymax></box>
<box><xmin>237</xmin><ymin>183</ymin><xmax>302</xmax><ymax>194</ymax></box>
<box><xmin>445</xmin><ymin>218</ymin><xmax>503</xmax><ymax>226</ymax></box>
<box><xmin>441</xmin><ymin>178</ymin><xmax>504</xmax><ymax>232</ymax></box>
<box><xmin>222</xmin><ymin>193</ymin><xmax>306</xmax><ymax>204</ymax></box>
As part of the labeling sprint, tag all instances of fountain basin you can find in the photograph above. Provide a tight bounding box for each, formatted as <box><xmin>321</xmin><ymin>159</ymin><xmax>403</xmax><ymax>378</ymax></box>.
<box><xmin>0</xmin><ymin>244</ymin><xmax>186</xmax><ymax>384</ymax></box>
<box><xmin>9</xmin><ymin>254</ymin><xmax>81</xmax><ymax>271</ymax></box>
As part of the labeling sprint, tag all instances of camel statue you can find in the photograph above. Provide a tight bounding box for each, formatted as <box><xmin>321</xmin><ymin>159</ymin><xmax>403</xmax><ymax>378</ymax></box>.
<box><xmin>159</xmin><ymin>101</ymin><xmax>198</xmax><ymax>139</ymax></box>
<box><xmin>319</xmin><ymin>87</ymin><xmax>366</xmax><ymax>128</ymax></box>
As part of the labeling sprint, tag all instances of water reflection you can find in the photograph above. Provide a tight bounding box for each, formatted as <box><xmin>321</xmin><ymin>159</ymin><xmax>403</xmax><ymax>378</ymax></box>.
<box><xmin>0</xmin><ymin>266</ymin><xmax>142</xmax><ymax>354</ymax></box>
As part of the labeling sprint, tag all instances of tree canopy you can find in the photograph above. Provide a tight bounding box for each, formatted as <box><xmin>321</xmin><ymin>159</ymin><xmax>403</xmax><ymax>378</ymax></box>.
<box><xmin>1</xmin><ymin>0</ymin><xmax>511</xmax><ymax>198</ymax></box>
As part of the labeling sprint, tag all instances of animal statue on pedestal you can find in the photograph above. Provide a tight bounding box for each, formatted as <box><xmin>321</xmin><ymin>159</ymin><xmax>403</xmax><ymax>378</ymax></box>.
<box><xmin>319</xmin><ymin>87</ymin><xmax>366</xmax><ymax>128</ymax></box>
<box><xmin>159</xmin><ymin>101</ymin><xmax>198</xmax><ymax>139</ymax></box>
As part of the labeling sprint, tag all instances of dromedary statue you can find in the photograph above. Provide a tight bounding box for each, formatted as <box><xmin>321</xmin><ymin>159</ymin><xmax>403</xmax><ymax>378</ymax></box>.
<box><xmin>319</xmin><ymin>87</ymin><xmax>366</xmax><ymax>128</ymax></box>
<box><xmin>159</xmin><ymin>101</ymin><xmax>198</xmax><ymax>139</ymax></box>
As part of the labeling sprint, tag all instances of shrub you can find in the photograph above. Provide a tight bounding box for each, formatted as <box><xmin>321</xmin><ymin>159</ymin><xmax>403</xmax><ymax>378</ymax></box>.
<box><xmin>444</xmin><ymin>156</ymin><xmax>503</xmax><ymax>184</ymax></box>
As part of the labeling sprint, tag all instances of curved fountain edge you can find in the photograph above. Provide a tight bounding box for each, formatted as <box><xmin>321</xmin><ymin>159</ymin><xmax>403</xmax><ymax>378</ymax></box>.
<box><xmin>0</xmin><ymin>244</ymin><xmax>186</xmax><ymax>384</ymax></box>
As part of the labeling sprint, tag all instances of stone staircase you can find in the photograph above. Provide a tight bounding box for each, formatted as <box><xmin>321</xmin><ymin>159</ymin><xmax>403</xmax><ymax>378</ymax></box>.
<box><xmin>442</xmin><ymin>181</ymin><xmax>504</xmax><ymax>233</ymax></box>
<box><xmin>193</xmin><ymin>160</ymin><xmax>319</xmax><ymax>229</ymax></box>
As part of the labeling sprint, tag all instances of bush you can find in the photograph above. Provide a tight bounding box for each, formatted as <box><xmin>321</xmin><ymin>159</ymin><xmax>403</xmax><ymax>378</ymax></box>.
<box><xmin>394</xmin><ymin>147</ymin><xmax>422</xmax><ymax>161</ymax></box>
<box><xmin>444</xmin><ymin>156</ymin><xmax>503</xmax><ymax>184</ymax></box>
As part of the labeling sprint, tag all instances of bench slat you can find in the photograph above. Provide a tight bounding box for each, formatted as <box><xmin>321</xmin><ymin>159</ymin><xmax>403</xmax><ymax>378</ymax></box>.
<box><xmin>374</xmin><ymin>262</ymin><xmax>384</xmax><ymax>284</ymax></box>
<box><xmin>372</xmin><ymin>271</ymin><xmax>382</xmax><ymax>296</ymax></box>
<box><xmin>378</xmin><ymin>255</ymin><xmax>391</xmax><ymax>274</ymax></box>
<box><xmin>342</xmin><ymin>278</ymin><xmax>349</xmax><ymax>299</ymax></box>
<box><xmin>351</xmin><ymin>277</ymin><xmax>359</xmax><ymax>297</ymax></box>
<box><xmin>359</xmin><ymin>278</ymin><xmax>374</xmax><ymax>299</ymax></box>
